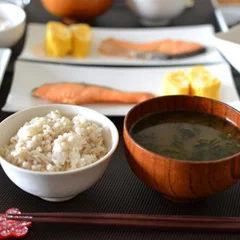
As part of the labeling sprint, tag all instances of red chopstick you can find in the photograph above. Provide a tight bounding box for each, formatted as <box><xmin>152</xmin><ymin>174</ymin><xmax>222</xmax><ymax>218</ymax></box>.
<box><xmin>6</xmin><ymin>212</ymin><xmax>240</xmax><ymax>232</ymax></box>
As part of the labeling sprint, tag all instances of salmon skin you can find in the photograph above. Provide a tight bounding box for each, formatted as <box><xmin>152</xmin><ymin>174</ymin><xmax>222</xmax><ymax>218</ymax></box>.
<box><xmin>32</xmin><ymin>82</ymin><xmax>155</xmax><ymax>105</ymax></box>
<box><xmin>99</xmin><ymin>38</ymin><xmax>206</xmax><ymax>60</ymax></box>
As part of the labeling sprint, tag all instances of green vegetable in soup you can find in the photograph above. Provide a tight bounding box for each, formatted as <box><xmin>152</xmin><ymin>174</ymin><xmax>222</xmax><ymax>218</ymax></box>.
<box><xmin>130</xmin><ymin>111</ymin><xmax>240</xmax><ymax>161</ymax></box>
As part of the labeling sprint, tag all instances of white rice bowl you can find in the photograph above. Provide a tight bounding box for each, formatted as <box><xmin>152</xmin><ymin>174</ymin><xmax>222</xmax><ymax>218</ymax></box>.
<box><xmin>0</xmin><ymin>105</ymin><xmax>119</xmax><ymax>202</ymax></box>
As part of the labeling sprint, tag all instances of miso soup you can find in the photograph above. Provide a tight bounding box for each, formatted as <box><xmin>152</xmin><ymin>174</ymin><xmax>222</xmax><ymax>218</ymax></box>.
<box><xmin>130</xmin><ymin>111</ymin><xmax>240</xmax><ymax>161</ymax></box>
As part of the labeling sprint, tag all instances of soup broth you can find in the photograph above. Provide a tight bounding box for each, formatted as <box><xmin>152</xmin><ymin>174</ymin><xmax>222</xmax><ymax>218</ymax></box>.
<box><xmin>130</xmin><ymin>111</ymin><xmax>240</xmax><ymax>161</ymax></box>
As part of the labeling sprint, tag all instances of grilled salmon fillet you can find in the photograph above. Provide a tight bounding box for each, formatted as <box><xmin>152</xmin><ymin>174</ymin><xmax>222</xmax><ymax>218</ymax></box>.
<box><xmin>99</xmin><ymin>38</ymin><xmax>205</xmax><ymax>59</ymax></box>
<box><xmin>32</xmin><ymin>82</ymin><xmax>155</xmax><ymax>105</ymax></box>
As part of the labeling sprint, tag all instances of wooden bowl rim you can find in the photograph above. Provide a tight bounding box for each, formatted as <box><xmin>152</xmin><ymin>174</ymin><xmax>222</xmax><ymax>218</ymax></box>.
<box><xmin>124</xmin><ymin>95</ymin><xmax>240</xmax><ymax>164</ymax></box>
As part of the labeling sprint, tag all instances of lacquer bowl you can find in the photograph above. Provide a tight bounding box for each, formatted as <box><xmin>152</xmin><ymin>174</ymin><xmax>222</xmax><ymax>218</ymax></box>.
<box><xmin>41</xmin><ymin>0</ymin><xmax>113</xmax><ymax>24</ymax></box>
<box><xmin>123</xmin><ymin>95</ymin><xmax>240</xmax><ymax>203</ymax></box>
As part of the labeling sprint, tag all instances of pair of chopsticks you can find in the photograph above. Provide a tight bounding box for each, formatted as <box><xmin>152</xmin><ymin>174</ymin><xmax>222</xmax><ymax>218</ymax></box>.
<box><xmin>6</xmin><ymin>212</ymin><xmax>240</xmax><ymax>232</ymax></box>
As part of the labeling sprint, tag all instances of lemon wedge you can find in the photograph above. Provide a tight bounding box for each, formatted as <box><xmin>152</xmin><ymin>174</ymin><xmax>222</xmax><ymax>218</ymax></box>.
<box><xmin>45</xmin><ymin>21</ymin><xmax>72</xmax><ymax>57</ymax></box>
<box><xmin>70</xmin><ymin>24</ymin><xmax>92</xmax><ymax>58</ymax></box>
<box><xmin>164</xmin><ymin>70</ymin><xmax>190</xmax><ymax>95</ymax></box>
<box><xmin>188</xmin><ymin>66</ymin><xmax>221</xmax><ymax>100</ymax></box>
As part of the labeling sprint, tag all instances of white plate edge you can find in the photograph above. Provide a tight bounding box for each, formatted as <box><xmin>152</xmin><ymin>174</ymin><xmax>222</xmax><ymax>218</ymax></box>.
<box><xmin>2</xmin><ymin>61</ymin><xmax>239</xmax><ymax>115</ymax></box>
<box><xmin>18</xmin><ymin>23</ymin><xmax>225</xmax><ymax>66</ymax></box>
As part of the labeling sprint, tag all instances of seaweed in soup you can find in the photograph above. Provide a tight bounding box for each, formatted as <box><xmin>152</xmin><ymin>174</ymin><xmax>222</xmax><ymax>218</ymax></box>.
<box><xmin>130</xmin><ymin>111</ymin><xmax>240</xmax><ymax>161</ymax></box>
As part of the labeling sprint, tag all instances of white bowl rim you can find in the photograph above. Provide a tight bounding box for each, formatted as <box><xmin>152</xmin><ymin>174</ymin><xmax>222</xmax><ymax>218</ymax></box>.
<box><xmin>0</xmin><ymin>2</ymin><xmax>26</xmax><ymax>33</ymax></box>
<box><xmin>0</xmin><ymin>104</ymin><xmax>119</xmax><ymax>176</ymax></box>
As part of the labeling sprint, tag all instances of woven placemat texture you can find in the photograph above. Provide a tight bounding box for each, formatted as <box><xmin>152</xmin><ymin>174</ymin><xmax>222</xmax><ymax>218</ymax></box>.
<box><xmin>1</xmin><ymin>137</ymin><xmax>240</xmax><ymax>239</ymax></box>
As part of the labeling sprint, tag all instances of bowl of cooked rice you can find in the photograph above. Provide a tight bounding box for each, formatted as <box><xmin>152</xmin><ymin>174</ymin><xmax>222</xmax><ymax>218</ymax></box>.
<box><xmin>0</xmin><ymin>104</ymin><xmax>119</xmax><ymax>202</ymax></box>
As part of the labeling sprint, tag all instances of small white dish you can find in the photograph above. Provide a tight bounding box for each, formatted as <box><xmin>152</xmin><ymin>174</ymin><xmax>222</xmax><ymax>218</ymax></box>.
<box><xmin>219</xmin><ymin>4</ymin><xmax>240</xmax><ymax>26</ymax></box>
<box><xmin>215</xmin><ymin>24</ymin><xmax>240</xmax><ymax>73</ymax></box>
<box><xmin>0</xmin><ymin>2</ymin><xmax>26</xmax><ymax>47</ymax></box>
<box><xmin>0</xmin><ymin>104</ymin><xmax>119</xmax><ymax>202</ymax></box>
<box><xmin>2</xmin><ymin>61</ymin><xmax>238</xmax><ymax>116</ymax></box>
<box><xmin>2</xmin><ymin>0</ymin><xmax>31</xmax><ymax>9</ymax></box>
<box><xmin>19</xmin><ymin>23</ymin><xmax>224</xmax><ymax>66</ymax></box>
<box><xmin>0</xmin><ymin>48</ymin><xmax>11</xmax><ymax>85</ymax></box>
<box><xmin>125</xmin><ymin>0</ymin><xmax>186</xmax><ymax>26</ymax></box>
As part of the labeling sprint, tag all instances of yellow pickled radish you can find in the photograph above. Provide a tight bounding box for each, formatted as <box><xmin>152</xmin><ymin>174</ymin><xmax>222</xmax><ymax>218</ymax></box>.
<box><xmin>70</xmin><ymin>24</ymin><xmax>92</xmax><ymax>58</ymax></box>
<box><xmin>164</xmin><ymin>70</ymin><xmax>190</xmax><ymax>95</ymax></box>
<box><xmin>45</xmin><ymin>21</ymin><xmax>72</xmax><ymax>57</ymax></box>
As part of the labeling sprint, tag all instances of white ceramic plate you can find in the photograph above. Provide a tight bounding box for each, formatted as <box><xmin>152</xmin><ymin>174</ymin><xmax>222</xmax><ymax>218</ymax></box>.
<box><xmin>18</xmin><ymin>23</ymin><xmax>225</xmax><ymax>66</ymax></box>
<box><xmin>219</xmin><ymin>4</ymin><xmax>240</xmax><ymax>26</ymax></box>
<box><xmin>0</xmin><ymin>48</ymin><xmax>11</xmax><ymax>84</ymax></box>
<box><xmin>215</xmin><ymin>24</ymin><xmax>240</xmax><ymax>74</ymax></box>
<box><xmin>2</xmin><ymin>61</ymin><xmax>239</xmax><ymax>116</ymax></box>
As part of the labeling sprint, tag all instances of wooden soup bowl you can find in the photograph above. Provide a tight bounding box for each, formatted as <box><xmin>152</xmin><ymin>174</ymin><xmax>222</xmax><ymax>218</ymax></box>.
<box><xmin>123</xmin><ymin>95</ymin><xmax>240</xmax><ymax>203</ymax></box>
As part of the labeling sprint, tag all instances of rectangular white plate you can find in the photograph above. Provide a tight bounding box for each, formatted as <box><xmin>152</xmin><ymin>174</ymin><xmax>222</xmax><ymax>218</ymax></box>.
<box><xmin>18</xmin><ymin>23</ymin><xmax>225</xmax><ymax>66</ymax></box>
<box><xmin>0</xmin><ymin>48</ymin><xmax>11</xmax><ymax>85</ymax></box>
<box><xmin>2</xmin><ymin>61</ymin><xmax>239</xmax><ymax>116</ymax></box>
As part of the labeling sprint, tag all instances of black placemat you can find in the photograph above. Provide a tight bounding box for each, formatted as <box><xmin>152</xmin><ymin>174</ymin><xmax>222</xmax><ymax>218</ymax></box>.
<box><xmin>1</xmin><ymin>137</ymin><xmax>240</xmax><ymax>240</ymax></box>
<box><xmin>1</xmin><ymin>0</ymin><xmax>240</xmax><ymax>239</ymax></box>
